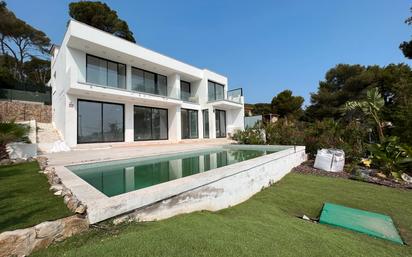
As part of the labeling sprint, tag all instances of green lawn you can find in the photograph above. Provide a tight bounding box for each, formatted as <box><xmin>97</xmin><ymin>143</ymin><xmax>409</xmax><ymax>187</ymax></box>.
<box><xmin>0</xmin><ymin>161</ymin><xmax>72</xmax><ymax>232</ymax></box>
<box><xmin>34</xmin><ymin>173</ymin><xmax>412</xmax><ymax>257</ymax></box>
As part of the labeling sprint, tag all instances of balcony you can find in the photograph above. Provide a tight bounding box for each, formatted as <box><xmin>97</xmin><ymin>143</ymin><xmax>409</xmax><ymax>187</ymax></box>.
<box><xmin>180</xmin><ymin>91</ymin><xmax>199</xmax><ymax>104</ymax></box>
<box><xmin>207</xmin><ymin>88</ymin><xmax>244</xmax><ymax>110</ymax></box>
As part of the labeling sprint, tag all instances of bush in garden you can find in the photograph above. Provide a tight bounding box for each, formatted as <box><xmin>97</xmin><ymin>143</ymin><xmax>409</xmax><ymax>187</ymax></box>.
<box><xmin>232</xmin><ymin>126</ymin><xmax>265</xmax><ymax>145</ymax></box>
<box><xmin>368</xmin><ymin>136</ymin><xmax>412</xmax><ymax>177</ymax></box>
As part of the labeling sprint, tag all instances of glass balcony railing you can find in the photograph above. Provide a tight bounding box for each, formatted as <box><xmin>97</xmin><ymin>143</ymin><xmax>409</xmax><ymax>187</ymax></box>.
<box><xmin>227</xmin><ymin>88</ymin><xmax>243</xmax><ymax>103</ymax></box>
<box><xmin>180</xmin><ymin>91</ymin><xmax>199</xmax><ymax>103</ymax></box>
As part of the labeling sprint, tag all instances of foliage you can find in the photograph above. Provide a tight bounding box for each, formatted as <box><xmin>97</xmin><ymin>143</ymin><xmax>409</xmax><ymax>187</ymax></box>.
<box><xmin>234</xmin><ymin>118</ymin><xmax>367</xmax><ymax>162</ymax></box>
<box><xmin>69</xmin><ymin>1</ymin><xmax>136</xmax><ymax>43</ymax></box>
<box><xmin>400</xmin><ymin>6</ymin><xmax>412</xmax><ymax>59</ymax></box>
<box><xmin>0</xmin><ymin>121</ymin><xmax>29</xmax><ymax>159</ymax></box>
<box><xmin>232</xmin><ymin>127</ymin><xmax>264</xmax><ymax>145</ymax></box>
<box><xmin>368</xmin><ymin>136</ymin><xmax>412</xmax><ymax>176</ymax></box>
<box><xmin>0</xmin><ymin>1</ymin><xmax>50</xmax><ymax>81</ymax></box>
<box><xmin>344</xmin><ymin>87</ymin><xmax>385</xmax><ymax>142</ymax></box>
<box><xmin>264</xmin><ymin>119</ymin><xmax>305</xmax><ymax>146</ymax></box>
<box><xmin>271</xmin><ymin>90</ymin><xmax>304</xmax><ymax>119</ymax></box>
<box><xmin>306</xmin><ymin>63</ymin><xmax>412</xmax><ymax>144</ymax></box>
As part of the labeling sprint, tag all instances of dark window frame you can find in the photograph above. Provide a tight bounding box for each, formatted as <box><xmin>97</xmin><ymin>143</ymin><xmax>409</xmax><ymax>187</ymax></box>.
<box><xmin>180</xmin><ymin>80</ymin><xmax>191</xmax><ymax>101</ymax></box>
<box><xmin>86</xmin><ymin>54</ymin><xmax>126</xmax><ymax>89</ymax></box>
<box><xmin>208</xmin><ymin>80</ymin><xmax>225</xmax><ymax>101</ymax></box>
<box><xmin>77</xmin><ymin>99</ymin><xmax>125</xmax><ymax>144</ymax></box>
<box><xmin>215</xmin><ymin>109</ymin><xmax>226</xmax><ymax>138</ymax></box>
<box><xmin>133</xmin><ymin>105</ymin><xmax>169</xmax><ymax>141</ymax></box>
<box><xmin>181</xmin><ymin>108</ymin><xmax>199</xmax><ymax>139</ymax></box>
<box><xmin>202</xmin><ymin>109</ymin><xmax>209</xmax><ymax>139</ymax></box>
<box><xmin>131</xmin><ymin>66</ymin><xmax>168</xmax><ymax>96</ymax></box>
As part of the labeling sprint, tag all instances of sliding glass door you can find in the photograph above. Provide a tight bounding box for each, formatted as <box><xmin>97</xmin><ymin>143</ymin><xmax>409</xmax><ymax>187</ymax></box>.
<box><xmin>77</xmin><ymin>100</ymin><xmax>124</xmax><ymax>143</ymax></box>
<box><xmin>134</xmin><ymin>106</ymin><xmax>168</xmax><ymax>141</ymax></box>
<box><xmin>181</xmin><ymin>109</ymin><xmax>198</xmax><ymax>139</ymax></box>
<box><xmin>215</xmin><ymin>109</ymin><xmax>226</xmax><ymax>138</ymax></box>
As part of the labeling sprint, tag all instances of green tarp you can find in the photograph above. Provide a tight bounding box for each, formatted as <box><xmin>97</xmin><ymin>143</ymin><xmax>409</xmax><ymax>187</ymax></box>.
<box><xmin>319</xmin><ymin>203</ymin><xmax>403</xmax><ymax>244</ymax></box>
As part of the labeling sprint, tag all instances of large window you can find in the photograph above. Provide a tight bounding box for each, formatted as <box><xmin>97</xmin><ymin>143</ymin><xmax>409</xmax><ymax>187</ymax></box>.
<box><xmin>202</xmin><ymin>109</ymin><xmax>209</xmax><ymax>138</ymax></box>
<box><xmin>86</xmin><ymin>55</ymin><xmax>126</xmax><ymax>89</ymax></box>
<box><xmin>134</xmin><ymin>106</ymin><xmax>168</xmax><ymax>140</ymax></box>
<box><xmin>131</xmin><ymin>67</ymin><xmax>167</xmax><ymax>96</ymax></box>
<box><xmin>181</xmin><ymin>109</ymin><xmax>198</xmax><ymax>139</ymax></box>
<box><xmin>208</xmin><ymin>81</ymin><xmax>225</xmax><ymax>101</ymax></box>
<box><xmin>215</xmin><ymin>109</ymin><xmax>226</xmax><ymax>138</ymax></box>
<box><xmin>180</xmin><ymin>80</ymin><xmax>191</xmax><ymax>101</ymax></box>
<box><xmin>77</xmin><ymin>100</ymin><xmax>124</xmax><ymax>143</ymax></box>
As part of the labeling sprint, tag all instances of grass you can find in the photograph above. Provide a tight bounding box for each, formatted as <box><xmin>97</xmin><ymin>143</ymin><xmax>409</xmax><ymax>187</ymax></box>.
<box><xmin>34</xmin><ymin>173</ymin><xmax>412</xmax><ymax>257</ymax></box>
<box><xmin>0</xmin><ymin>161</ymin><xmax>72</xmax><ymax>232</ymax></box>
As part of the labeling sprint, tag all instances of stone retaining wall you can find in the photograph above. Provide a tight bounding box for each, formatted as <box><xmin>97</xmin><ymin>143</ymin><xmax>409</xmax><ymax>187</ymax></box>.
<box><xmin>0</xmin><ymin>101</ymin><xmax>51</xmax><ymax>123</ymax></box>
<box><xmin>0</xmin><ymin>215</ymin><xmax>88</xmax><ymax>257</ymax></box>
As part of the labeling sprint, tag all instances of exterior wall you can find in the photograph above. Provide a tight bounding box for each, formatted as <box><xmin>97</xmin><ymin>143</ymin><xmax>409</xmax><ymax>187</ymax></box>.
<box><xmin>51</xmin><ymin>19</ymin><xmax>244</xmax><ymax>147</ymax></box>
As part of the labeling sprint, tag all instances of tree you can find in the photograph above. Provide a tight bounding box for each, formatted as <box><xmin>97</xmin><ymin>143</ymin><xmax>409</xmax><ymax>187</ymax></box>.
<box><xmin>344</xmin><ymin>88</ymin><xmax>385</xmax><ymax>143</ymax></box>
<box><xmin>0</xmin><ymin>1</ymin><xmax>50</xmax><ymax>80</ymax></box>
<box><xmin>252</xmin><ymin>103</ymin><xmax>272</xmax><ymax>115</ymax></box>
<box><xmin>400</xmin><ymin>7</ymin><xmax>412</xmax><ymax>59</ymax></box>
<box><xmin>69</xmin><ymin>1</ymin><xmax>136</xmax><ymax>43</ymax></box>
<box><xmin>305</xmin><ymin>64</ymin><xmax>368</xmax><ymax>120</ymax></box>
<box><xmin>271</xmin><ymin>90</ymin><xmax>304</xmax><ymax>119</ymax></box>
<box><xmin>23</xmin><ymin>57</ymin><xmax>50</xmax><ymax>84</ymax></box>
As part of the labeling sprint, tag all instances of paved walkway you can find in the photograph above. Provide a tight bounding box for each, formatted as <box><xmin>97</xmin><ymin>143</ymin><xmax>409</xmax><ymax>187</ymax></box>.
<box><xmin>44</xmin><ymin>139</ymin><xmax>233</xmax><ymax>166</ymax></box>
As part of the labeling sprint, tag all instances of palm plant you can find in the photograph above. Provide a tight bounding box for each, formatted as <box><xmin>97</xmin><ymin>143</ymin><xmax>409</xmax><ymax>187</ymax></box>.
<box><xmin>0</xmin><ymin>121</ymin><xmax>29</xmax><ymax>160</ymax></box>
<box><xmin>344</xmin><ymin>87</ymin><xmax>385</xmax><ymax>143</ymax></box>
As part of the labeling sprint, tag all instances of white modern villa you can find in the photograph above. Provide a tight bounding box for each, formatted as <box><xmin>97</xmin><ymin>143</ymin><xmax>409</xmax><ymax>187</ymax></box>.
<box><xmin>50</xmin><ymin>19</ymin><xmax>244</xmax><ymax>147</ymax></box>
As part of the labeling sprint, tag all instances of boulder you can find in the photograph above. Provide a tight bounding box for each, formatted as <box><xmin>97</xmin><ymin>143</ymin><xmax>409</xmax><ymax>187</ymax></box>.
<box><xmin>56</xmin><ymin>215</ymin><xmax>89</xmax><ymax>241</ymax></box>
<box><xmin>0</xmin><ymin>228</ymin><xmax>36</xmax><ymax>257</ymax></box>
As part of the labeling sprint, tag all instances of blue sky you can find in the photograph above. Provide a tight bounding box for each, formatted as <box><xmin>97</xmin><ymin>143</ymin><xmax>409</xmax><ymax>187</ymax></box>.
<box><xmin>7</xmin><ymin>0</ymin><xmax>412</xmax><ymax>105</ymax></box>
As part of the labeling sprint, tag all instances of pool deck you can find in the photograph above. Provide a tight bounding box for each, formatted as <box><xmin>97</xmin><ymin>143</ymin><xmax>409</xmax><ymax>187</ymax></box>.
<box><xmin>44</xmin><ymin>142</ymin><xmax>306</xmax><ymax>224</ymax></box>
<box><xmin>45</xmin><ymin>139</ymin><xmax>233</xmax><ymax>166</ymax></box>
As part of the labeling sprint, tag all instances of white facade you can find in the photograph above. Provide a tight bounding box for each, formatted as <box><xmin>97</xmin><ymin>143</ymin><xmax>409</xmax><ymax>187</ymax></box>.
<box><xmin>51</xmin><ymin>20</ymin><xmax>244</xmax><ymax>147</ymax></box>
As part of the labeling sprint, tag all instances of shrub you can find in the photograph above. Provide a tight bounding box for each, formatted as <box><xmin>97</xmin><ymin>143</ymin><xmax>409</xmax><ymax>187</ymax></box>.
<box><xmin>368</xmin><ymin>136</ymin><xmax>412</xmax><ymax>177</ymax></box>
<box><xmin>0</xmin><ymin>121</ymin><xmax>30</xmax><ymax>159</ymax></box>
<box><xmin>232</xmin><ymin>127</ymin><xmax>265</xmax><ymax>145</ymax></box>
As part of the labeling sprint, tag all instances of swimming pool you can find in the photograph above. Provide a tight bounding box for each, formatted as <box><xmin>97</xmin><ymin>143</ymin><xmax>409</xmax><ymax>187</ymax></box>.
<box><xmin>56</xmin><ymin>144</ymin><xmax>306</xmax><ymax>223</ymax></box>
<box><xmin>68</xmin><ymin>146</ymin><xmax>277</xmax><ymax>197</ymax></box>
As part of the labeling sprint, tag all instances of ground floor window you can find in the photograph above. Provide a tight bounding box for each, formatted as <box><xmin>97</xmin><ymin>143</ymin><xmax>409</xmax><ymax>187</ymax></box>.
<box><xmin>134</xmin><ymin>106</ymin><xmax>168</xmax><ymax>140</ymax></box>
<box><xmin>215</xmin><ymin>109</ymin><xmax>226</xmax><ymax>138</ymax></box>
<box><xmin>77</xmin><ymin>100</ymin><xmax>124</xmax><ymax>143</ymax></box>
<box><xmin>202</xmin><ymin>109</ymin><xmax>209</xmax><ymax>138</ymax></box>
<box><xmin>181</xmin><ymin>109</ymin><xmax>198</xmax><ymax>139</ymax></box>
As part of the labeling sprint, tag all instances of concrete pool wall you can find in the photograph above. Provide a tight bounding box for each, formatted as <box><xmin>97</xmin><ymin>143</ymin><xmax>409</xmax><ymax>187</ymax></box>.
<box><xmin>53</xmin><ymin>145</ymin><xmax>306</xmax><ymax>224</ymax></box>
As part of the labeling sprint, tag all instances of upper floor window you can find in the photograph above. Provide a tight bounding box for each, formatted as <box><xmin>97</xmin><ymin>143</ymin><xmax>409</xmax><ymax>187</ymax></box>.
<box><xmin>208</xmin><ymin>81</ymin><xmax>224</xmax><ymax>101</ymax></box>
<box><xmin>131</xmin><ymin>67</ymin><xmax>167</xmax><ymax>96</ymax></box>
<box><xmin>86</xmin><ymin>55</ymin><xmax>126</xmax><ymax>89</ymax></box>
<box><xmin>180</xmin><ymin>80</ymin><xmax>191</xmax><ymax>101</ymax></box>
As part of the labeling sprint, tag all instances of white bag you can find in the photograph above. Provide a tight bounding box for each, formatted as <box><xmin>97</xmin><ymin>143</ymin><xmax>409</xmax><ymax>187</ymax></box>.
<box><xmin>314</xmin><ymin>149</ymin><xmax>345</xmax><ymax>172</ymax></box>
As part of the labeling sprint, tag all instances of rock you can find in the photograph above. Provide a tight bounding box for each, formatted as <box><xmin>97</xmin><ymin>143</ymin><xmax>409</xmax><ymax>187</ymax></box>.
<box><xmin>56</xmin><ymin>216</ymin><xmax>88</xmax><ymax>242</ymax></box>
<box><xmin>52</xmin><ymin>176</ymin><xmax>61</xmax><ymax>184</ymax></box>
<box><xmin>34</xmin><ymin>220</ymin><xmax>63</xmax><ymax>239</ymax></box>
<box><xmin>401</xmin><ymin>173</ymin><xmax>412</xmax><ymax>183</ymax></box>
<box><xmin>113</xmin><ymin>215</ymin><xmax>130</xmax><ymax>225</ymax></box>
<box><xmin>13</xmin><ymin>158</ymin><xmax>26</xmax><ymax>164</ymax></box>
<box><xmin>0</xmin><ymin>159</ymin><xmax>12</xmax><ymax>165</ymax></box>
<box><xmin>67</xmin><ymin>199</ymin><xmax>79</xmax><ymax>211</ymax></box>
<box><xmin>75</xmin><ymin>205</ymin><xmax>87</xmax><ymax>214</ymax></box>
<box><xmin>302</xmin><ymin>215</ymin><xmax>310</xmax><ymax>221</ymax></box>
<box><xmin>50</xmin><ymin>185</ymin><xmax>63</xmax><ymax>192</ymax></box>
<box><xmin>0</xmin><ymin>228</ymin><xmax>36</xmax><ymax>257</ymax></box>
<box><xmin>63</xmin><ymin>195</ymin><xmax>71</xmax><ymax>204</ymax></box>
<box><xmin>376</xmin><ymin>172</ymin><xmax>387</xmax><ymax>179</ymax></box>
<box><xmin>54</xmin><ymin>190</ymin><xmax>62</xmax><ymax>196</ymax></box>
